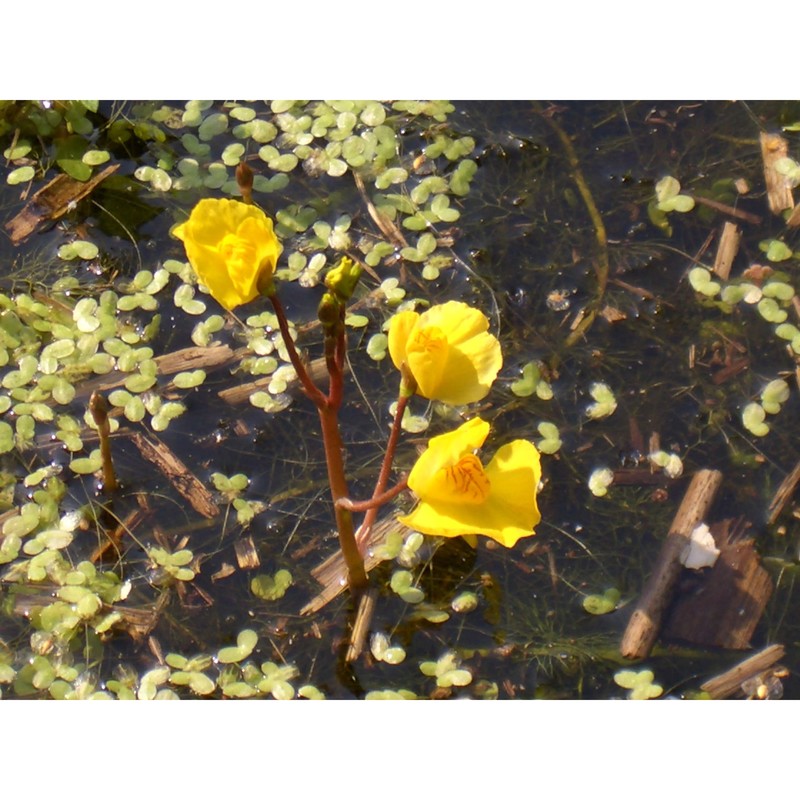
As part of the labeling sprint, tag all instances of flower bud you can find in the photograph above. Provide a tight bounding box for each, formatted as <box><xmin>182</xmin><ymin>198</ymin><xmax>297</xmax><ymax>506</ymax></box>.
<box><xmin>317</xmin><ymin>292</ymin><xmax>342</xmax><ymax>332</ymax></box>
<box><xmin>324</xmin><ymin>256</ymin><xmax>362</xmax><ymax>302</ymax></box>
<box><xmin>236</xmin><ymin>162</ymin><xmax>254</xmax><ymax>204</ymax></box>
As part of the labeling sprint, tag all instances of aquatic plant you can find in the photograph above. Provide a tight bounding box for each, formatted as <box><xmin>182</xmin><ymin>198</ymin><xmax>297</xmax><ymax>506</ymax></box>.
<box><xmin>173</xmin><ymin>187</ymin><xmax>543</xmax><ymax>593</ymax></box>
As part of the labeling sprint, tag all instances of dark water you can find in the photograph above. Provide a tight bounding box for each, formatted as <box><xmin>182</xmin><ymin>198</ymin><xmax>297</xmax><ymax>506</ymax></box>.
<box><xmin>1</xmin><ymin>100</ymin><xmax>799</xmax><ymax>699</ymax></box>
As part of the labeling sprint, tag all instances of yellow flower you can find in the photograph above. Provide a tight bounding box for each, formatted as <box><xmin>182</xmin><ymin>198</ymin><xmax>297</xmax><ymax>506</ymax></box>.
<box><xmin>388</xmin><ymin>301</ymin><xmax>502</xmax><ymax>405</ymax></box>
<box><xmin>173</xmin><ymin>198</ymin><xmax>282</xmax><ymax>311</ymax></box>
<box><xmin>399</xmin><ymin>418</ymin><xmax>541</xmax><ymax>547</ymax></box>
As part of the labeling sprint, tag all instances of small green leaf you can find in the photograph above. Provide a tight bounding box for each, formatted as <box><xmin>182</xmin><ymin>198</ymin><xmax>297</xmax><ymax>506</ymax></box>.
<box><xmin>765</xmin><ymin>240</ymin><xmax>792</xmax><ymax>262</ymax></box>
<box><xmin>742</xmin><ymin>402</ymin><xmax>769</xmax><ymax>437</ymax></box>
<box><xmin>217</xmin><ymin>629</ymin><xmax>258</xmax><ymax>664</ymax></box>
<box><xmin>250</xmin><ymin>569</ymin><xmax>293</xmax><ymax>601</ymax></box>
<box><xmin>173</xmin><ymin>370</ymin><xmax>206</xmax><ymax>389</ymax></box>
<box><xmin>7</xmin><ymin>165</ymin><xmax>35</xmax><ymax>185</ymax></box>
<box><xmin>757</xmin><ymin>297</ymin><xmax>787</xmax><ymax>323</ymax></box>
<box><xmin>82</xmin><ymin>149</ymin><xmax>110</xmax><ymax>166</ymax></box>
<box><xmin>688</xmin><ymin>267</ymin><xmax>720</xmax><ymax>297</ymax></box>
<box><xmin>582</xmin><ymin>587</ymin><xmax>621</xmax><ymax>615</ymax></box>
<box><xmin>589</xmin><ymin>467</ymin><xmax>614</xmax><ymax>497</ymax></box>
<box><xmin>586</xmin><ymin>382</ymin><xmax>617</xmax><ymax>420</ymax></box>
<box><xmin>761</xmin><ymin>379</ymin><xmax>790</xmax><ymax>414</ymax></box>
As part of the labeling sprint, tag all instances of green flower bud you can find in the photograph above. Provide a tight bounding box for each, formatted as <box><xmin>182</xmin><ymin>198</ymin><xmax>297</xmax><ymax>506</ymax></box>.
<box><xmin>324</xmin><ymin>256</ymin><xmax>362</xmax><ymax>302</ymax></box>
<box><xmin>317</xmin><ymin>292</ymin><xmax>342</xmax><ymax>331</ymax></box>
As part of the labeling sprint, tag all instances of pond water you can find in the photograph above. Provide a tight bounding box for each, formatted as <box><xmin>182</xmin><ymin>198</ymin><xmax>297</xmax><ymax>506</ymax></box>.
<box><xmin>1</xmin><ymin>100</ymin><xmax>799</xmax><ymax>699</ymax></box>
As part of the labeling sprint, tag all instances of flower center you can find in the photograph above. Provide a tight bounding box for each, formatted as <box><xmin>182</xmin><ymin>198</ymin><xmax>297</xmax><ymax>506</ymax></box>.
<box><xmin>408</xmin><ymin>324</ymin><xmax>447</xmax><ymax>355</ymax></box>
<box><xmin>219</xmin><ymin>233</ymin><xmax>257</xmax><ymax>282</ymax></box>
<box><xmin>426</xmin><ymin>454</ymin><xmax>491</xmax><ymax>505</ymax></box>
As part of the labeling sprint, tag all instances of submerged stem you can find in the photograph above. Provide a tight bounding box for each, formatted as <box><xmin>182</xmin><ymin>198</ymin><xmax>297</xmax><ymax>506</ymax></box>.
<box><xmin>539</xmin><ymin>107</ymin><xmax>609</xmax><ymax>351</ymax></box>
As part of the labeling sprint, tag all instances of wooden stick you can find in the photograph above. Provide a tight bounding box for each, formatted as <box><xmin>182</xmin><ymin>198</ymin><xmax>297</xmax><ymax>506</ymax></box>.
<box><xmin>760</xmin><ymin>132</ymin><xmax>794</xmax><ymax>215</ymax></box>
<box><xmin>5</xmin><ymin>164</ymin><xmax>120</xmax><ymax>243</ymax></box>
<box><xmin>128</xmin><ymin>431</ymin><xmax>219</xmax><ymax>518</ymax></box>
<box><xmin>620</xmin><ymin>468</ymin><xmax>723</xmax><ymax>659</ymax></box>
<box><xmin>700</xmin><ymin>644</ymin><xmax>786</xmax><ymax>699</ymax></box>
<box><xmin>346</xmin><ymin>588</ymin><xmax>377</xmax><ymax>662</ymax></box>
<box><xmin>767</xmin><ymin>459</ymin><xmax>800</xmax><ymax>525</ymax></box>
<box><xmin>712</xmin><ymin>221</ymin><xmax>741</xmax><ymax>280</ymax></box>
<box><xmin>691</xmin><ymin>195</ymin><xmax>762</xmax><ymax>226</ymax></box>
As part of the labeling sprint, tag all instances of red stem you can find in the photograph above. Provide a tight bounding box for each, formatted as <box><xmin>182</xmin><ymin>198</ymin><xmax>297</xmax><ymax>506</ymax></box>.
<box><xmin>356</xmin><ymin>391</ymin><xmax>411</xmax><ymax>550</ymax></box>
<box><xmin>269</xmin><ymin>293</ymin><xmax>366</xmax><ymax>592</ymax></box>
<box><xmin>318</xmin><ymin>403</ymin><xmax>368</xmax><ymax>591</ymax></box>
<box><xmin>337</xmin><ymin>477</ymin><xmax>408</xmax><ymax>513</ymax></box>
<box><xmin>269</xmin><ymin>294</ymin><xmax>327</xmax><ymax>409</ymax></box>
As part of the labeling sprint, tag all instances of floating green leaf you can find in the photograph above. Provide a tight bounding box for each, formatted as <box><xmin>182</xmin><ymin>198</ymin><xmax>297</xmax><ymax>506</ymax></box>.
<box><xmin>742</xmin><ymin>402</ymin><xmax>769</xmax><ymax>437</ymax></box>
<box><xmin>250</xmin><ymin>569</ymin><xmax>293</xmax><ymax>601</ymax></box>
<box><xmin>7</xmin><ymin>165</ymin><xmax>35</xmax><ymax>185</ymax></box>
<box><xmin>217</xmin><ymin>629</ymin><xmax>258</xmax><ymax>664</ymax></box>
<box><xmin>173</xmin><ymin>370</ymin><xmax>206</xmax><ymax>389</ymax></box>
<box><xmin>688</xmin><ymin>267</ymin><xmax>721</xmax><ymax>297</ymax></box>
<box><xmin>586</xmin><ymin>382</ymin><xmax>617</xmax><ymax>420</ymax></box>
<box><xmin>655</xmin><ymin>175</ymin><xmax>695</xmax><ymax>213</ymax></box>
<box><xmin>583</xmin><ymin>587</ymin><xmax>621</xmax><ymax>615</ymax></box>
<box><xmin>614</xmin><ymin>669</ymin><xmax>663</xmax><ymax>700</ymax></box>
<box><xmin>761</xmin><ymin>379</ymin><xmax>790</xmax><ymax>414</ymax></box>
<box><xmin>588</xmin><ymin>467</ymin><xmax>614</xmax><ymax>497</ymax></box>
<box><xmin>390</xmin><ymin>570</ymin><xmax>424</xmax><ymax>603</ymax></box>
<box><xmin>536</xmin><ymin>421</ymin><xmax>562</xmax><ymax>454</ymax></box>
<box><xmin>765</xmin><ymin>239</ymin><xmax>792</xmax><ymax>262</ymax></box>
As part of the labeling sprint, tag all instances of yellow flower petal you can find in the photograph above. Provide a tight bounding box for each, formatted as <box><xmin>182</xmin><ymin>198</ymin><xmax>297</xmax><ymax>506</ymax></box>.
<box><xmin>388</xmin><ymin>310</ymin><xmax>419</xmax><ymax>371</ymax></box>
<box><xmin>418</xmin><ymin>301</ymin><xmax>490</xmax><ymax>346</ymax></box>
<box><xmin>172</xmin><ymin>198</ymin><xmax>282</xmax><ymax>311</ymax></box>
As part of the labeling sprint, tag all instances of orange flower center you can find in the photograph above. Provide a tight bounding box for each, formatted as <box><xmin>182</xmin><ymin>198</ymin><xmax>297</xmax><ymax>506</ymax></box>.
<box><xmin>426</xmin><ymin>454</ymin><xmax>491</xmax><ymax>505</ymax></box>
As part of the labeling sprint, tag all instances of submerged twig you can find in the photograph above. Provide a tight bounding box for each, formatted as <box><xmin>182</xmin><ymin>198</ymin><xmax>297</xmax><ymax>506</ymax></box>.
<box><xmin>538</xmin><ymin>108</ymin><xmax>609</xmax><ymax>352</ymax></box>
<box><xmin>700</xmin><ymin>644</ymin><xmax>786</xmax><ymax>699</ymax></box>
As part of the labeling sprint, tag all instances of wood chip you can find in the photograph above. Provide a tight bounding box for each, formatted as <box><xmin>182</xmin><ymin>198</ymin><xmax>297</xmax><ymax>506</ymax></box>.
<box><xmin>767</xmin><ymin>458</ymin><xmax>800</xmax><ymax>525</ymax></box>
<box><xmin>75</xmin><ymin>344</ymin><xmax>236</xmax><ymax>402</ymax></box>
<box><xmin>217</xmin><ymin>356</ymin><xmax>330</xmax><ymax>404</ymax></box>
<box><xmin>129</xmin><ymin>431</ymin><xmax>219</xmax><ymax>518</ymax></box>
<box><xmin>89</xmin><ymin>507</ymin><xmax>149</xmax><ymax>564</ymax></box>
<box><xmin>4</xmin><ymin>164</ymin><xmax>120</xmax><ymax>243</ymax></box>
<box><xmin>712</xmin><ymin>221</ymin><xmax>741</xmax><ymax>280</ymax></box>
<box><xmin>234</xmin><ymin>536</ymin><xmax>260</xmax><ymax>569</ymax></box>
<box><xmin>353</xmin><ymin>171</ymin><xmax>408</xmax><ymax>248</ymax></box>
<box><xmin>662</xmin><ymin>517</ymin><xmax>773</xmax><ymax>649</ymax></box>
<box><xmin>691</xmin><ymin>195</ymin><xmax>762</xmax><ymax>226</ymax></box>
<box><xmin>760</xmin><ymin>132</ymin><xmax>794</xmax><ymax>215</ymax></box>
<box><xmin>786</xmin><ymin>204</ymin><xmax>800</xmax><ymax>227</ymax></box>
<box><xmin>600</xmin><ymin>305</ymin><xmax>626</xmax><ymax>323</ymax></box>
